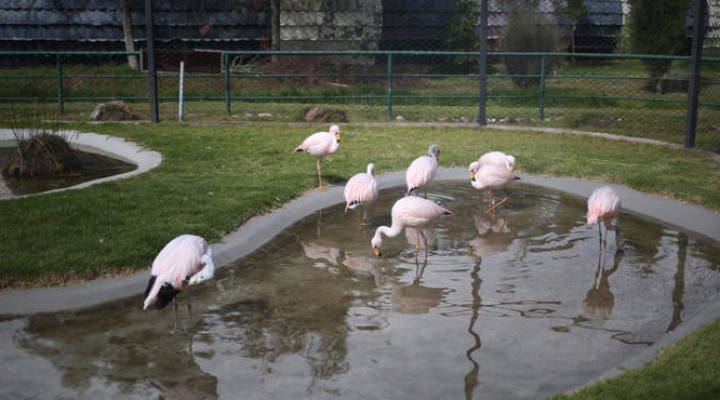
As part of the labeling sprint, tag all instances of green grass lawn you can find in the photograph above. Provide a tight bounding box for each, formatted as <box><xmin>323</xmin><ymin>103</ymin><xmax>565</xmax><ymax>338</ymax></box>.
<box><xmin>2</xmin><ymin>122</ymin><xmax>719</xmax><ymax>285</ymax></box>
<box><xmin>0</xmin><ymin>122</ymin><xmax>719</xmax><ymax>399</ymax></box>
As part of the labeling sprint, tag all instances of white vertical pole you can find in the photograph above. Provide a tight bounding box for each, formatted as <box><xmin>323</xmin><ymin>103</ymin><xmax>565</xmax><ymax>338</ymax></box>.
<box><xmin>178</xmin><ymin>61</ymin><xmax>185</xmax><ymax>122</ymax></box>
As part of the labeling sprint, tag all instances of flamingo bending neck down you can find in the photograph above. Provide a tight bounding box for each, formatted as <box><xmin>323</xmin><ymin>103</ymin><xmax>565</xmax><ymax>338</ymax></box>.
<box><xmin>371</xmin><ymin>196</ymin><xmax>453</xmax><ymax>260</ymax></box>
<box><xmin>406</xmin><ymin>144</ymin><xmax>440</xmax><ymax>198</ymax></box>
<box><xmin>143</xmin><ymin>234</ymin><xmax>215</xmax><ymax>332</ymax></box>
<box><xmin>293</xmin><ymin>125</ymin><xmax>341</xmax><ymax>191</ymax></box>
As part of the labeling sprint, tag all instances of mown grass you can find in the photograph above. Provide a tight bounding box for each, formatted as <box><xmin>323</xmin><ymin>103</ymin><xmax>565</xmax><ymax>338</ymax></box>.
<box><xmin>0</xmin><ymin>122</ymin><xmax>719</xmax><ymax>400</ymax></box>
<box><xmin>1</xmin><ymin>122</ymin><xmax>719</xmax><ymax>286</ymax></box>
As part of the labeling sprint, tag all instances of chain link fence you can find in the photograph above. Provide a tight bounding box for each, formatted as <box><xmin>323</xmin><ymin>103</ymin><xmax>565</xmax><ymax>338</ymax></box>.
<box><xmin>0</xmin><ymin>0</ymin><xmax>719</xmax><ymax>152</ymax></box>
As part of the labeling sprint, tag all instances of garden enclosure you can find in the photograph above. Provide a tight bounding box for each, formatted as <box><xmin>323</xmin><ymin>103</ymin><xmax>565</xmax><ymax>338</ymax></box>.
<box><xmin>0</xmin><ymin>0</ymin><xmax>719</xmax><ymax>152</ymax></box>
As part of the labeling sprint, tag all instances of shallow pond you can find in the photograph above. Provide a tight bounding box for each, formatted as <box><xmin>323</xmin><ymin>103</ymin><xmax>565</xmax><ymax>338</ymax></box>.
<box><xmin>0</xmin><ymin>146</ymin><xmax>136</xmax><ymax>197</ymax></box>
<box><xmin>1</xmin><ymin>181</ymin><xmax>719</xmax><ymax>400</ymax></box>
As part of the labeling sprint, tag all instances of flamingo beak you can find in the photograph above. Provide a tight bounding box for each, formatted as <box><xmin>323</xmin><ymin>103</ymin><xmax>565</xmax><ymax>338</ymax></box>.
<box><xmin>469</xmin><ymin>171</ymin><xmax>476</xmax><ymax>181</ymax></box>
<box><xmin>373</xmin><ymin>246</ymin><xmax>381</xmax><ymax>257</ymax></box>
<box><xmin>336</xmin><ymin>133</ymin><xmax>341</xmax><ymax>142</ymax></box>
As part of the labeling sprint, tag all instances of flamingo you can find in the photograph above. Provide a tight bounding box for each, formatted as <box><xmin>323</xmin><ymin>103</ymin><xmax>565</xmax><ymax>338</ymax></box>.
<box><xmin>143</xmin><ymin>234</ymin><xmax>215</xmax><ymax>331</ymax></box>
<box><xmin>406</xmin><ymin>144</ymin><xmax>440</xmax><ymax>198</ymax></box>
<box><xmin>293</xmin><ymin>124</ymin><xmax>341</xmax><ymax>191</ymax></box>
<box><xmin>469</xmin><ymin>160</ymin><xmax>521</xmax><ymax>213</ymax></box>
<box><xmin>344</xmin><ymin>162</ymin><xmax>379</xmax><ymax>224</ymax></box>
<box><xmin>371</xmin><ymin>196</ymin><xmax>453</xmax><ymax>260</ymax></box>
<box><xmin>587</xmin><ymin>186</ymin><xmax>624</xmax><ymax>249</ymax></box>
<box><xmin>478</xmin><ymin>151</ymin><xmax>515</xmax><ymax>172</ymax></box>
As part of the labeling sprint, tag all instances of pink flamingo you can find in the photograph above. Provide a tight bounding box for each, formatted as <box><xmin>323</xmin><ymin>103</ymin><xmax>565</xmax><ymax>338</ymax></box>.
<box><xmin>587</xmin><ymin>186</ymin><xmax>624</xmax><ymax>249</ymax></box>
<box><xmin>344</xmin><ymin>162</ymin><xmax>379</xmax><ymax>224</ymax></box>
<box><xmin>143</xmin><ymin>234</ymin><xmax>215</xmax><ymax>331</ymax></box>
<box><xmin>478</xmin><ymin>151</ymin><xmax>515</xmax><ymax>172</ymax></box>
<box><xmin>469</xmin><ymin>161</ymin><xmax>521</xmax><ymax>213</ymax></box>
<box><xmin>293</xmin><ymin>125</ymin><xmax>341</xmax><ymax>191</ymax></box>
<box><xmin>406</xmin><ymin>144</ymin><xmax>440</xmax><ymax>198</ymax></box>
<box><xmin>371</xmin><ymin>196</ymin><xmax>453</xmax><ymax>259</ymax></box>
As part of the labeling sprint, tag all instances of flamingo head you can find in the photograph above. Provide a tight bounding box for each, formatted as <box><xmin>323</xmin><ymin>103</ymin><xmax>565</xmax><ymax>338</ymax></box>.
<box><xmin>371</xmin><ymin>236</ymin><xmax>382</xmax><ymax>257</ymax></box>
<box><xmin>506</xmin><ymin>155</ymin><xmax>516</xmax><ymax>172</ymax></box>
<box><xmin>330</xmin><ymin>125</ymin><xmax>341</xmax><ymax>142</ymax></box>
<box><xmin>468</xmin><ymin>161</ymin><xmax>481</xmax><ymax>181</ymax></box>
<box><xmin>587</xmin><ymin>213</ymin><xmax>599</xmax><ymax>225</ymax></box>
<box><xmin>428</xmin><ymin>144</ymin><xmax>440</xmax><ymax>161</ymax></box>
<box><xmin>188</xmin><ymin>255</ymin><xmax>215</xmax><ymax>285</ymax></box>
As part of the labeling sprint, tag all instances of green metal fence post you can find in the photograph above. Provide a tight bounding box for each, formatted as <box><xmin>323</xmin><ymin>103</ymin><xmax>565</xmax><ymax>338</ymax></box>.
<box><xmin>539</xmin><ymin>54</ymin><xmax>546</xmax><ymax>120</ymax></box>
<box><xmin>56</xmin><ymin>54</ymin><xmax>64</xmax><ymax>115</ymax></box>
<box><xmin>224</xmin><ymin>53</ymin><xmax>231</xmax><ymax>115</ymax></box>
<box><xmin>387</xmin><ymin>53</ymin><xmax>393</xmax><ymax>118</ymax></box>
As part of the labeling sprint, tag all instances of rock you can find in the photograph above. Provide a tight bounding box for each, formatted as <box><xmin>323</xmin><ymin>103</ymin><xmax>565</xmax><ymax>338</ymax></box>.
<box><xmin>305</xmin><ymin>106</ymin><xmax>324</xmax><ymax>122</ymax></box>
<box><xmin>89</xmin><ymin>101</ymin><xmax>137</xmax><ymax>121</ymax></box>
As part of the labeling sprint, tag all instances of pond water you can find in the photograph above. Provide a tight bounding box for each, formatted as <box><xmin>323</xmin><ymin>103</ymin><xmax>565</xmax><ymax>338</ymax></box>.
<box><xmin>1</xmin><ymin>181</ymin><xmax>719</xmax><ymax>400</ymax></box>
<box><xmin>0</xmin><ymin>146</ymin><xmax>136</xmax><ymax>198</ymax></box>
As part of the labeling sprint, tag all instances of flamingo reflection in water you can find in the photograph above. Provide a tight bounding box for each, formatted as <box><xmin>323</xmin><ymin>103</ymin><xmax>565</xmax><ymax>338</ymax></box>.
<box><xmin>584</xmin><ymin>248</ymin><xmax>623</xmax><ymax>327</ymax></box>
<box><xmin>467</xmin><ymin>213</ymin><xmax>515</xmax><ymax>262</ymax></box>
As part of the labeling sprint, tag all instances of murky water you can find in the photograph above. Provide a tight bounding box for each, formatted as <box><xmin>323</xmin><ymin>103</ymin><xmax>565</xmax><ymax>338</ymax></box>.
<box><xmin>1</xmin><ymin>182</ymin><xmax>719</xmax><ymax>400</ymax></box>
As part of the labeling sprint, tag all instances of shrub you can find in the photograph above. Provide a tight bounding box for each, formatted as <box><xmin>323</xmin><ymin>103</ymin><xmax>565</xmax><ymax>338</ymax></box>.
<box><xmin>500</xmin><ymin>5</ymin><xmax>561</xmax><ymax>88</ymax></box>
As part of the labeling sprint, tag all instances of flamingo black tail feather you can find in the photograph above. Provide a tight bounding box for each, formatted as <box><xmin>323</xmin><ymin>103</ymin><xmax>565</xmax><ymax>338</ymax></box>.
<box><xmin>155</xmin><ymin>283</ymin><xmax>181</xmax><ymax>310</ymax></box>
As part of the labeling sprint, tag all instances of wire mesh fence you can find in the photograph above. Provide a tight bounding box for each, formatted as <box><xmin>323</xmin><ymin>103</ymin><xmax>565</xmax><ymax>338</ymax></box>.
<box><xmin>0</xmin><ymin>0</ymin><xmax>719</xmax><ymax>152</ymax></box>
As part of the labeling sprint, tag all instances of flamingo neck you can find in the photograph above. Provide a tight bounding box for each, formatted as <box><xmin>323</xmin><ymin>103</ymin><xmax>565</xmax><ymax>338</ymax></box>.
<box><xmin>374</xmin><ymin>224</ymin><xmax>403</xmax><ymax>241</ymax></box>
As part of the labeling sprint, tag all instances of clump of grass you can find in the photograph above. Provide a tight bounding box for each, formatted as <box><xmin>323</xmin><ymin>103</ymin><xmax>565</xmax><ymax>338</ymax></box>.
<box><xmin>1</xmin><ymin>106</ymin><xmax>79</xmax><ymax>177</ymax></box>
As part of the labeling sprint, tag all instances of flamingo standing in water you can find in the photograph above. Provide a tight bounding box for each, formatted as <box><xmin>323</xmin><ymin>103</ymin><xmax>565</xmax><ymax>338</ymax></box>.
<box><xmin>587</xmin><ymin>186</ymin><xmax>624</xmax><ymax>250</ymax></box>
<box><xmin>143</xmin><ymin>234</ymin><xmax>215</xmax><ymax>332</ymax></box>
<box><xmin>344</xmin><ymin>162</ymin><xmax>379</xmax><ymax>224</ymax></box>
<box><xmin>469</xmin><ymin>160</ymin><xmax>520</xmax><ymax>213</ymax></box>
<box><xmin>406</xmin><ymin>144</ymin><xmax>440</xmax><ymax>198</ymax></box>
<box><xmin>371</xmin><ymin>196</ymin><xmax>453</xmax><ymax>260</ymax></box>
<box><xmin>293</xmin><ymin>125</ymin><xmax>341</xmax><ymax>191</ymax></box>
<box><xmin>478</xmin><ymin>151</ymin><xmax>515</xmax><ymax>172</ymax></box>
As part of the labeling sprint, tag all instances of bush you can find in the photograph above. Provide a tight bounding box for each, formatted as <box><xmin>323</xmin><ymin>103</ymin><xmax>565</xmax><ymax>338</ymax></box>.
<box><xmin>500</xmin><ymin>6</ymin><xmax>560</xmax><ymax>88</ymax></box>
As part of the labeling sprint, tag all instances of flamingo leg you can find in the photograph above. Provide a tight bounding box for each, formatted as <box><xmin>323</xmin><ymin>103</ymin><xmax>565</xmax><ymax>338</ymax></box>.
<box><xmin>316</xmin><ymin>158</ymin><xmax>326</xmax><ymax>191</ymax></box>
<box><xmin>602</xmin><ymin>221</ymin><xmax>610</xmax><ymax>247</ymax></box>
<box><xmin>173</xmin><ymin>296</ymin><xmax>179</xmax><ymax>333</ymax></box>
<box><xmin>186</xmin><ymin>285</ymin><xmax>193</xmax><ymax>330</ymax></box>
<box><xmin>420</xmin><ymin>230</ymin><xmax>429</xmax><ymax>263</ymax></box>
<box><xmin>415</xmin><ymin>230</ymin><xmax>421</xmax><ymax>254</ymax></box>
<box><xmin>486</xmin><ymin>192</ymin><xmax>509</xmax><ymax>214</ymax></box>
<box><xmin>615</xmin><ymin>226</ymin><xmax>626</xmax><ymax>252</ymax></box>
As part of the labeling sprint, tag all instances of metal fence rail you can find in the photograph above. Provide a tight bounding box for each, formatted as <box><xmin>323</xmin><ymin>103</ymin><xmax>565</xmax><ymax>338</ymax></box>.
<box><xmin>0</xmin><ymin>50</ymin><xmax>719</xmax><ymax>152</ymax></box>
